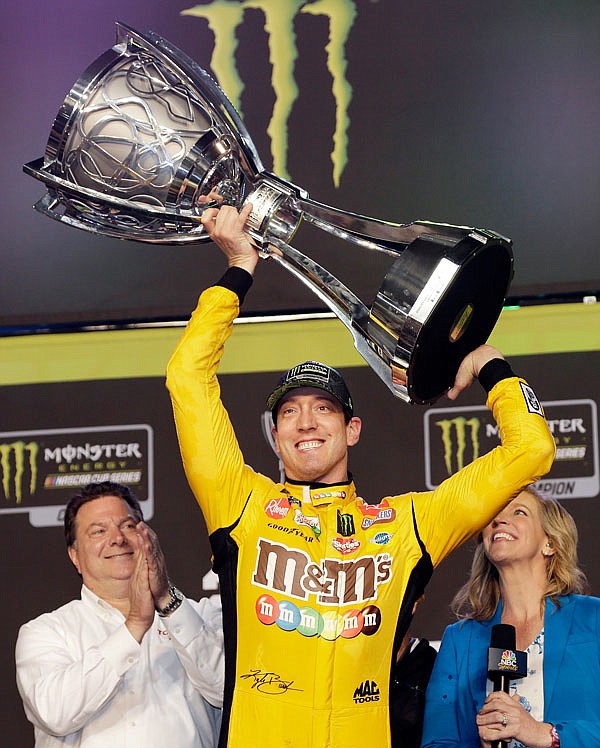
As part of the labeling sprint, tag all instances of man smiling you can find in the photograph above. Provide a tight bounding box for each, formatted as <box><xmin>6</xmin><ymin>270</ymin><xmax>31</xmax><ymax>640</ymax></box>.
<box><xmin>268</xmin><ymin>370</ymin><xmax>362</xmax><ymax>484</ymax></box>
<box><xmin>16</xmin><ymin>482</ymin><xmax>224</xmax><ymax>747</ymax></box>
<box><xmin>166</xmin><ymin>204</ymin><xmax>556</xmax><ymax>748</ymax></box>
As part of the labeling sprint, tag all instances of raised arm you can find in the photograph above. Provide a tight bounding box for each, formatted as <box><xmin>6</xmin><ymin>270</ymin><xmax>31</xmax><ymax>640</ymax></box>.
<box><xmin>166</xmin><ymin>204</ymin><xmax>270</xmax><ymax>533</ymax></box>
<box><xmin>412</xmin><ymin>352</ymin><xmax>556</xmax><ymax>567</ymax></box>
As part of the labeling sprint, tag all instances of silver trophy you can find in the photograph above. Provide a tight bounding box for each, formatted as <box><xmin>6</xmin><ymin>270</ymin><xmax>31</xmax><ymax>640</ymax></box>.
<box><xmin>24</xmin><ymin>22</ymin><xmax>513</xmax><ymax>404</ymax></box>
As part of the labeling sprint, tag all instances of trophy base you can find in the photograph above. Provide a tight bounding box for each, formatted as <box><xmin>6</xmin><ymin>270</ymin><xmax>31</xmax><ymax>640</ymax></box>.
<box><xmin>369</xmin><ymin>231</ymin><xmax>513</xmax><ymax>404</ymax></box>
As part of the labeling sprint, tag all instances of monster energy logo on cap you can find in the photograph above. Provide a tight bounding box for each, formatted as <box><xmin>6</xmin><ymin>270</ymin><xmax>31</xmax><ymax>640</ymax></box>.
<box><xmin>267</xmin><ymin>360</ymin><xmax>353</xmax><ymax>418</ymax></box>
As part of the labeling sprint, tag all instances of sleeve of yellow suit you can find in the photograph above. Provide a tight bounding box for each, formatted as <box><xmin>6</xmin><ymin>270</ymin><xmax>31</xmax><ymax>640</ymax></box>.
<box><xmin>410</xmin><ymin>374</ymin><xmax>556</xmax><ymax>568</ymax></box>
<box><xmin>167</xmin><ymin>281</ymin><xmax>269</xmax><ymax>535</ymax></box>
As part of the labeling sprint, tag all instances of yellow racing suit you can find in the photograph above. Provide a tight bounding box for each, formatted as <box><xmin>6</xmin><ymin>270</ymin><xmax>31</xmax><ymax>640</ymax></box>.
<box><xmin>167</xmin><ymin>270</ymin><xmax>555</xmax><ymax>748</ymax></box>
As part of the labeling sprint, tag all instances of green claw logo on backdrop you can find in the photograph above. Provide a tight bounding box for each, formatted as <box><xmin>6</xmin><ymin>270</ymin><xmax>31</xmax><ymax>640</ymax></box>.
<box><xmin>182</xmin><ymin>0</ymin><xmax>357</xmax><ymax>187</ymax></box>
<box><xmin>436</xmin><ymin>417</ymin><xmax>481</xmax><ymax>475</ymax></box>
<box><xmin>0</xmin><ymin>441</ymin><xmax>38</xmax><ymax>504</ymax></box>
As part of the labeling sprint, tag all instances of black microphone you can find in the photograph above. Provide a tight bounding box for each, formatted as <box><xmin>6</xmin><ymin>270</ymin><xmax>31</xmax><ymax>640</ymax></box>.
<box><xmin>487</xmin><ymin>624</ymin><xmax>528</xmax><ymax>748</ymax></box>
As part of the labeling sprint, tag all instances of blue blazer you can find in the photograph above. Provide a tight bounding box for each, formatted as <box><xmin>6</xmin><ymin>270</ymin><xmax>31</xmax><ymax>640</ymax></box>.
<box><xmin>421</xmin><ymin>595</ymin><xmax>600</xmax><ymax>748</ymax></box>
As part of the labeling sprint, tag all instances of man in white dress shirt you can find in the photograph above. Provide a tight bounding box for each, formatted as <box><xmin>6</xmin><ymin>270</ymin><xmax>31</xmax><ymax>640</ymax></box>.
<box><xmin>16</xmin><ymin>481</ymin><xmax>224</xmax><ymax>748</ymax></box>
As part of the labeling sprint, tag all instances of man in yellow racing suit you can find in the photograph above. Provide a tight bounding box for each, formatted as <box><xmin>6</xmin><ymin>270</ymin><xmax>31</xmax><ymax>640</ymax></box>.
<box><xmin>166</xmin><ymin>204</ymin><xmax>555</xmax><ymax>748</ymax></box>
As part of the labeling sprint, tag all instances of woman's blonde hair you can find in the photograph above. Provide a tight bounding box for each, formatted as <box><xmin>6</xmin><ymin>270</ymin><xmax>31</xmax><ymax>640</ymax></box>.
<box><xmin>451</xmin><ymin>486</ymin><xmax>589</xmax><ymax>620</ymax></box>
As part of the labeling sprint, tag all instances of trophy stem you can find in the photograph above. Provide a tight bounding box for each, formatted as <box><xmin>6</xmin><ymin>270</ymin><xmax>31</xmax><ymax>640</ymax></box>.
<box><xmin>268</xmin><ymin>237</ymin><xmax>368</xmax><ymax>326</ymax></box>
<box><xmin>267</xmin><ymin>237</ymin><xmax>405</xmax><ymax>400</ymax></box>
<box><xmin>297</xmin><ymin>197</ymin><xmax>476</xmax><ymax>255</ymax></box>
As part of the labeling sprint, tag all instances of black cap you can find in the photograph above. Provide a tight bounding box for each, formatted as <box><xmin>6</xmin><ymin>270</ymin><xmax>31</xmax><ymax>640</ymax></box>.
<box><xmin>267</xmin><ymin>361</ymin><xmax>353</xmax><ymax>419</ymax></box>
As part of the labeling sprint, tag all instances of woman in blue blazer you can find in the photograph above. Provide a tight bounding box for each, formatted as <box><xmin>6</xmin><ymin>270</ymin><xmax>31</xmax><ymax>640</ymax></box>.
<box><xmin>421</xmin><ymin>487</ymin><xmax>600</xmax><ymax>748</ymax></box>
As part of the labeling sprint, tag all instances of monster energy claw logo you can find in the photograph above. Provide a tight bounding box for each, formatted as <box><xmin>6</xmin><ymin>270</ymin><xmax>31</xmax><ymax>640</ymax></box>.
<box><xmin>182</xmin><ymin>0</ymin><xmax>357</xmax><ymax>187</ymax></box>
<box><xmin>337</xmin><ymin>509</ymin><xmax>355</xmax><ymax>537</ymax></box>
<box><xmin>436</xmin><ymin>417</ymin><xmax>480</xmax><ymax>475</ymax></box>
<box><xmin>0</xmin><ymin>441</ymin><xmax>38</xmax><ymax>504</ymax></box>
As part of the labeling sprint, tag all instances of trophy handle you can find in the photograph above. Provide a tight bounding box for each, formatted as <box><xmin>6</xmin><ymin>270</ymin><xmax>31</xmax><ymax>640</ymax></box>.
<box><xmin>297</xmin><ymin>196</ymin><xmax>477</xmax><ymax>254</ymax></box>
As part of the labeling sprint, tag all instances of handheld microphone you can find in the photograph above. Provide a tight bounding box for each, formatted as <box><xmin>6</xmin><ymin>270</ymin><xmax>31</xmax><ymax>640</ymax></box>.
<box><xmin>487</xmin><ymin>624</ymin><xmax>527</xmax><ymax>748</ymax></box>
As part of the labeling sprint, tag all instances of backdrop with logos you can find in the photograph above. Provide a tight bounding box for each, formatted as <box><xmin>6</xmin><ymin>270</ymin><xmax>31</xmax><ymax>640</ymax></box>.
<box><xmin>2</xmin><ymin>0</ymin><xmax>599</xmax><ymax>743</ymax></box>
<box><xmin>1</xmin><ymin>307</ymin><xmax>599</xmax><ymax>745</ymax></box>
